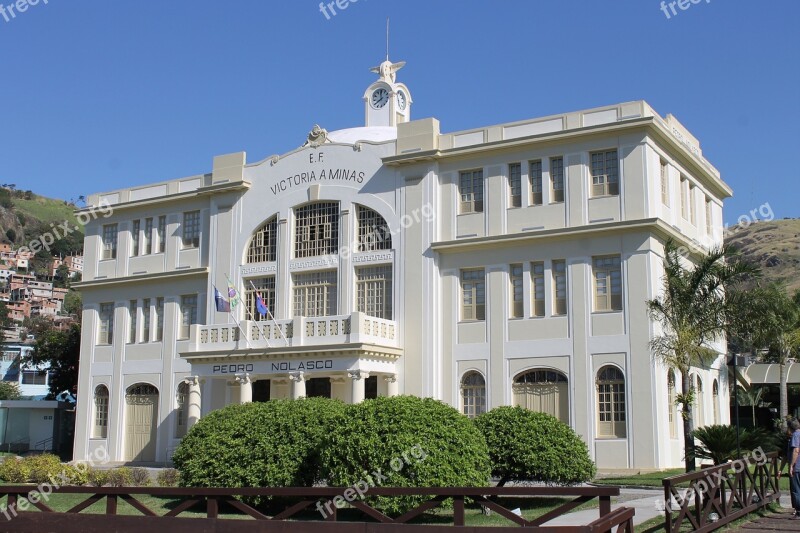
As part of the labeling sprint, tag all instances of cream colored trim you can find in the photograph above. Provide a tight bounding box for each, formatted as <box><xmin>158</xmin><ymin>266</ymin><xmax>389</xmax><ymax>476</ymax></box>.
<box><xmin>73</xmin><ymin>267</ymin><xmax>209</xmax><ymax>290</ymax></box>
<box><xmin>180</xmin><ymin>343</ymin><xmax>403</xmax><ymax>361</ymax></box>
<box><xmin>77</xmin><ymin>181</ymin><xmax>250</xmax><ymax>214</ymax></box>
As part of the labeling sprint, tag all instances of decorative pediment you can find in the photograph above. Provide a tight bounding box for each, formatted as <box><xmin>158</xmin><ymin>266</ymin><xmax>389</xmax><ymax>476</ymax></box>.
<box><xmin>303</xmin><ymin>124</ymin><xmax>329</xmax><ymax>148</ymax></box>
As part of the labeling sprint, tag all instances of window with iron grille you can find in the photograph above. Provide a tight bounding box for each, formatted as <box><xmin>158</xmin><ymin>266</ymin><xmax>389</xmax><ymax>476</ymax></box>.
<box><xmin>356</xmin><ymin>265</ymin><xmax>392</xmax><ymax>319</ymax></box>
<box><xmin>597</xmin><ymin>366</ymin><xmax>626</xmax><ymax>438</ymax></box>
<box><xmin>157</xmin><ymin>216</ymin><xmax>166</xmax><ymax>253</ymax></box>
<box><xmin>182</xmin><ymin>211</ymin><xmax>201</xmax><ymax>249</ymax></box>
<box><xmin>143</xmin><ymin>218</ymin><xmax>153</xmax><ymax>255</ymax></box>
<box><xmin>552</xmin><ymin>260</ymin><xmax>567</xmax><ymax>316</ymax></box>
<box><xmin>245</xmin><ymin>277</ymin><xmax>276</xmax><ymax>320</ymax></box>
<box><xmin>98</xmin><ymin>303</ymin><xmax>114</xmax><ymax>345</ymax></box>
<box><xmin>593</xmin><ymin>256</ymin><xmax>622</xmax><ymax>312</ymax></box>
<box><xmin>461</xmin><ymin>269</ymin><xmax>485</xmax><ymax>321</ymax></box>
<box><xmin>179</xmin><ymin>295</ymin><xmax>198</xmax><ymax>340</ymax></box>
<box><xmin>93</xmin><ymin>385</ymin><xmax>109</xmax><ymax>438</ymax></box>
<box><xmin>102</xmin><ymin>224</ymin><xmax>118</xmax><ymax>260</ymax></box>
<box><xmin>461</xmin><ymin>372</ymin><xmax>486</xmax><ymax>418</ymax></box>
<box><xmin>293</xmin><ymin>270</ymin><xmax>337</xmax><ymax>317</ymax></box>
<box><xmin>155</xmin><ymin>298</ymin><xmax>164</xmax><ymax>341</ymax></box>
<box><xmin>508</xmin><ymin>163</ymin><xmax>522</xmax><ymax>208</ymax></box>
<box><xmin>131</xmin><ymin>220</ymin><xmax>140</xmax><ymax>257</ymax></box>
<box><xmin>175</xmin><ymin>382</ymin><xmax>188</xmax><ymax>438</ymax></box>
<box><xmin>550</xmin><ymin>157</ymin><xmax>564</xmax><ymax>203</ymax></box>
<box><xmin>590</xmin><ymin>150</ymin><xmax>619</xmax><ymax>197</ymax></box>
<box><xmin>530</xmin><ymin>160</ymin><xmax>543</xmax><ymax>205</ymax></box>
<box><xmin>660</xmin><ymin>160</ymin><xmax>670</xmax><ymax>206</ymax></box>
<box><xmin>459</xmin><ymin>170</ymin><xmax>484</xmax><ymax>214</ymax></box>
<box><xmin>142</xmin><ymin>298</ymin><xmax>151</xmax><ymax>343</ymax></box>
<box><xmin>294</xmin><ymin>203</ymin><xmax>339</xmax><ymax>258</ymax></box>
<box><xmin>357</xmin><ymin>206</ymin><xmax>392</xmax><ymax>252</ymax></box>
<box><xmin>128</xmin><ymin>300</ymin><xmax>137</xmax><ymax>344</ymax></box>
<box><xmin>247</xmin><ymin>217</ymin><xmax>278</xmax><ymax>263</ymax></box>
<box><xmin>531</xmin><ymin>262</ymin><xmax>545</xmax><ymax>317</ymax></box>
<box><xmin>510</xmin><ymin>264</ymin><xmax>523</xmax><ymax>318</ymax></box>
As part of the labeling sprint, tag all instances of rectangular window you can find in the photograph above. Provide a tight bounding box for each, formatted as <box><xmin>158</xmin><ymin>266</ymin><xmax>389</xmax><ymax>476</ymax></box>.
<box><xmin>680</xmin><ymin>176</ymin><xmax>688</xmax><ymax>219</ymax></box>
<box><xmin>508</xmin><ymin>163</ymin><xmax>522</xmax><ymax>208</ymax></box>
<box><xmin>552</xmin><ymin>260</ymin><xmax>567</xmax><ymax>316</ymax></box>
<box><xmin>529</xmin><ymin>160</ymin><xmax>543</xmax><ymax>206</ymax></box>
<box><xmin>593</xmin><ymin>256</ymin><xmax>623</xmax><ymax>312</ymax></box>
<box><xmin>590</xmin><ymin>150</ymin><xmax>619</xmax><ymax>197</ymax></box>
<box><xmin>531</xmin><ymin>262</ymin><xmax>545</xmax><ymax>317</ymax></box>
<box><xmin>179</xmin><ymin>295</ymin><xmax>198</xmax><ymax>340</ymax></box>
<box><xmin>660</xmin><ymin>160</ymin><xmax>670</xmax><ymax>206</ymax></box>
<box><xmin>510</xmin><ymin>264</ymin><xmax>523</xmax><ymax>318</ymax></box>
<box><xmin>155</xmin><ymin>297</ymin><xmax>164</xmax><ymax>341</ymax></box>
<box><xmin>293</xmin><ymin>271</ymin><xmax>337</xmax><ymax>317</ymax></box>
<box><xmin>142</xmin><ymin>298</ymin><xmax>151</xmax><ymax>343</ymax></box>
<box><xmin>21</xmin><ymin>370</ymin><xmax>47</xmax><ymax>385</ymax></box>
<box><xmin>182</xmin><ymin>211</ymin><xmax>201</xmax><ymax>249</ymax></box>
<box><xmin>245</xmin><ymin>277</ymin><xmax>276</xmax><ymax>320</ymax></box>
<box><xmin>143</xmin><ymin>218</ymin><xmax>153</xmax><ymax>255</ymax></box>
<box><xmin>157</xmin><ymin>216</ymin><xmax>166</xmax><ymax>253</ymax></box>
<box><xmin>356</xmin><ymin>265</ymin><xmax>393</xmax><ymax>319</ymax></box>
<box><xmin>131</xmin><ymin>220</ymin><xmax>140</xmax><ymax>257</ymax></box>
<box><xmin>550</xmin><ymin>157</ymin><xmax>564</xmax><ymax>203</ymax></box>
<box><xmin>128</xmin><ymin>300</ymin><xmax>137</xmax><ymax>344</ymax></box>
<box><xmin>294</xmin><ymin>202</ymin><xmax>339</xmax><ymax>258</ymax></box>
<box><xmin>98</xmin><ymin>303</ymin><xmax>114</xmax><ymax>345</ymax></box>
<box><xmin>459</xmin><ymin>170</ymin><xmax>484</xmax><ymax>214</ymax></box>
<box><xmin>101</xmin><ymin>224</ymin><xmax>118</xmax><ymax>260</ymax></box>
<box><xmin>705</xmin><ymin>198</ymin><xmax>713</xmax><ymax>235</ymax></box>
<box><xmin>461</xmin><ymin>269</ymin><xmax>485</xmax><ymax>321</ymax></box>
<box><xmin>93</xmin><ymin>390</ymin><xmax>108</xmax><ymax>438</ymax></box>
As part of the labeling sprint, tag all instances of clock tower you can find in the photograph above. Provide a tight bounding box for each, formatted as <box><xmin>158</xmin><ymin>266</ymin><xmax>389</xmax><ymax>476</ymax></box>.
<box><xmin>364</xmin><ymin>59</ymin><xmax>412</xmax><ymax>127</ymax></box>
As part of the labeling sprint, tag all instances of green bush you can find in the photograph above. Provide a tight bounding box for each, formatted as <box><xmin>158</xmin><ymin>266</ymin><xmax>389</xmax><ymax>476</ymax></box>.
<box><xmin>691</xmin><ymin>425</ymin><xmax>776</xmax><ymax>465</ymax></box>
<box><xmin>25</xmin><ymin>454</ymin><xmax>65</xmax><ymax>484</ymax></box>
<box><xmin>64</xmin><ymin>464</ymin><xmax>89</xmax><ymax>486</ymax></box>
<box><xmin>475</xmin><ymin>406</ymin><xmax>596</xmax><ymax>485</ymax></box>
<box><xmin>156</xmin><ymin>468</ymin><xmax>180</xmax><ymax>487</ymax></box>
<box><xmin>0</xmin><ymin>457</ymin><xmax>30</xmax><ymax>483</ymax></box>
<box><xmin>86</xmin><ymin>468</ymin><xmax>109</xmax><ymax>487</ymax></box>
<box><xmin>173</xmin><ymin>398</ymin><xmax>347</xmax><ymax>490</ymax></box>
<box><xmin>321</xmin><ymin>396</ymin><xmax>490</xmax><ymax>515</ymax></box>
<box><xmin>130</xmin><ymin>467</ymin><xmax>151</xmax><ymax>486</ymax></box>
<box><xmin>107</xmin><ymin>467</ymin><xmax>133</xmax><ymax>487</ymax></box>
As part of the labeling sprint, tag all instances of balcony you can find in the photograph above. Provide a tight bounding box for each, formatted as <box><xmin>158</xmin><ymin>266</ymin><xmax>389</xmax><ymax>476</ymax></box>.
<box><xmin>184</xmin><ymin>312</ymin><xmax>399</xmax><ymax>354</ymax></box>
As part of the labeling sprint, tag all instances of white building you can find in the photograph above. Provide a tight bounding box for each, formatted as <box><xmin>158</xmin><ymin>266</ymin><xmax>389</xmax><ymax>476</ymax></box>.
<box><xmin>73</xmin><ymin>60</ymin><xmax>730</xmax><ymax>469</ymax></box>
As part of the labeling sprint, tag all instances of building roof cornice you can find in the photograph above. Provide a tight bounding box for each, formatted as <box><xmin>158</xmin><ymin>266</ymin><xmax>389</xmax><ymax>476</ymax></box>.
<box><xmin>72</xmin><ymin>267</ymin><xmax>208</xmax><ymax>291</ymax></box>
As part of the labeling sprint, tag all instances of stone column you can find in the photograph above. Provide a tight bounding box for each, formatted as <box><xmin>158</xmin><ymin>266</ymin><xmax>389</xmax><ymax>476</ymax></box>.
<box><xmin>289</xmin><ymin>371</ymin><xmax>306</xmax><ymax>399</ymax></box>
<box><xmin>384</xmin><ymin>374</ymin><xmax>399</xmax><ymax>397</ymax></box>
<box><xmin>349</xmin><ymin>370</ymin><xmax>369</xmax><ymax>404</ymax></box>
<box><xmin>236</xmin><ymin>373</ymin><xmax>252</xmax><ymax>404</ymax></box>
<box><xmin>185</xmin><ymin>376</ymin><xmax>202</xmax><ymax>430</ymax></box>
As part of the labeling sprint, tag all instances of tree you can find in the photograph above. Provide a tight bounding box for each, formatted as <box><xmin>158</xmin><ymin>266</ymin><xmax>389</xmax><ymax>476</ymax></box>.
<box><xmin>0</xmin><ymin>301</ymin><xmax>11</xmax><ymax>329</ymax></box>
<box><xmin>735</xmin><ymin>385</ymin><xmax>770</xmax><ymax>427</ymax></box>
<box><xmin>53</xmin><ymin>264</ymin><xmax>71</xmax><ymax>288</ymax></box>
<box><xmin>25</xmin><ymin>323</ymin><xmax>81</xmax><ymax>398</ymax></box>
<box><xmin>647</xmin><ymin>239</ymin><xmax>757</xmax><ymax>472</ymax></box>
<box><xmin>63</xmin><ymin>290</ymin><xmax>82</xmax><ymax>318</ymax></box>
<box><xmin>0</xmin><ymin>381</ymin><xmax>21</xmax><ymax>400</ymax></box>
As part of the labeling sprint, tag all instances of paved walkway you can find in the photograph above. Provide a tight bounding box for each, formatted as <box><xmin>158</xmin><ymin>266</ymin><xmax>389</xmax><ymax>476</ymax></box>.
<box><xmin>546</xmin><ymin>488</ymin><xmax>665</xmax><ymax>527</ymax></box>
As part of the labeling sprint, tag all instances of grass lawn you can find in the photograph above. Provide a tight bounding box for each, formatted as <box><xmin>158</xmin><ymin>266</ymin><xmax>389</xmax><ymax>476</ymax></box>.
<box><xmin>592</xmin><ymin>469</ymin><xmax>685</xmax><ymax>488</ymax></box>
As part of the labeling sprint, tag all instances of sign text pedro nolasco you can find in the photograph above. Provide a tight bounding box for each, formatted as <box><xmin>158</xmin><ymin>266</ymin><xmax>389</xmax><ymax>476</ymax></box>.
<box><xmin>211</xmin><ymin>359</ymin><xmax>336</xmax><ymax>375</ymax></box>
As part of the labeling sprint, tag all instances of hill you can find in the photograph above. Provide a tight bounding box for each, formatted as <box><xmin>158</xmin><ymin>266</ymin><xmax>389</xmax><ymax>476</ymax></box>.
<box><xmin>725</xmin><ymin>219</ymin><xmax>800</xmax><ymax>295</ymax></box>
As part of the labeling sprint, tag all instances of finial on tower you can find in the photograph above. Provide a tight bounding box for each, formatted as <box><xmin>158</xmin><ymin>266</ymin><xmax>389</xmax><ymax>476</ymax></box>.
<box><xmin>369</xmin><ymin>17</ymin><xmax>405</xmax><ymax>83</ymax></box>
<box><xmin>386</xmin><ymin>17</ymin><xmax>390</xmax><ymax>61</ymax></box>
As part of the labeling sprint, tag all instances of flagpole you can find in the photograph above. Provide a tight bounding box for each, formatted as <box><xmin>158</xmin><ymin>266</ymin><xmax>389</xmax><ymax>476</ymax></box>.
<box><xmin>214</xmin><ymin>284</ymin><xmax>252</xmax><ymax>350</ymax></box>
<box><xmin>241</xmin><ymin>280</ymin><xmax>272</xmax><ymax>348</ymax></box>
<box><xmin>248</xmin><ymin>279</ymin><xmax>289</xmax><ymax>347</ymax></box>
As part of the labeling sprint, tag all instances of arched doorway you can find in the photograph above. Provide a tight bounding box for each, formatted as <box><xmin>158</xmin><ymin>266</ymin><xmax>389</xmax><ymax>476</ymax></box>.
<box><xmin>512</xmin><ymin>369</ymin><xmax>569</xmax><ymax>423</ymax></box>
<box><xmin>125</xmin><ymin>383</ymin><xmax>159</xmax><ymax>462</ymax></box>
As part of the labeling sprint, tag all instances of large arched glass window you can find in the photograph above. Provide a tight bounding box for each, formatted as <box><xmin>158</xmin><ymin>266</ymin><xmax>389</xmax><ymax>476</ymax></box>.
<box><xmin>596</xmin><ymin>366</ymin><xmax>626</xmax><ymax>438</ymax></box>
<box><xmin>93</xmin><ymin>385</ymin><xmax>109</xmax><ymax>439</ymax></box>
<box><xmin>175</xmin><ymin>382</ymin><xmax>189</xmax><ymax>438</ymax></box>
<box><xmin>356</xmin><ymin>205</ymin><xmax>392</xmax><ymax>252</ymax></box>
<box><xmin>513</xmin><ymin>369</ymin><xmax>569</xmax><ymax>423</ymax></box>
<box><xmin>461</xmin><ymin>371</ymin><xmax>486</xmax><ymax>419</ymax></box>
<box><xmin>247</xmin><ymin>216</ymin><xmax>278</xmax><ymax>263</ymax></box>
<box><xmin>294</xmin><ymin>202</ymin><xmax>339</xmax><ymax>258</ymax></box>
<box><xmin>667</xmin><ymin>370</ymin><xmax>676</xmax><ymax>439</ymax></box>
<box><xmin>712</xmin><ymin>379</ymin><xmax>719</xmax><ymax>425</ymax></box>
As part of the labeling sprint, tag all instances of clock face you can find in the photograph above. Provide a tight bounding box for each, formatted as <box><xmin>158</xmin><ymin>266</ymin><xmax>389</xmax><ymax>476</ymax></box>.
<box><xmin>370</xmin><ymin>88</ymin><xmax>389</xmax><ymax>109</ymax></box>
<box><xmin>396</xmin><ymin>91</ymin><xmax>407</xmax><ymax>111</ymax></box>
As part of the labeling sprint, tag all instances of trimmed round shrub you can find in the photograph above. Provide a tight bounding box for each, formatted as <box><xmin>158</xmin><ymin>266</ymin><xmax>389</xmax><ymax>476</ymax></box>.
<box><xmin>64</xmin><ymin>464</ymin><xmax>89</xmax><ymax>486</ymax></box>
<box><xmin>86</xmin><ymin>468</ymin><xmax>110</xmax><ymax>487</ymax></box>
<box><xmin>475</xmin><ymin>406</ymin><xmax>596</xmax><ymax>485</ymax></box>
<box><xmin>107</xmin><ymin>467</ymin><xmax>133</xmax><ymax>487</ymax></box>
<box><xmin>173</xmin><ymin>397</ymin><xmax>346</xmax><ymax>489</ymax></box>
<box><xmin>0</xmin><ymin>457</ymin><xmax>30</xmax><ymax>483</ymax></box>
<box><xmin>25</xmin><ymin>454</ymin><xmax>64</xmax><ymax>484</ymax></box>
<box><xmin>156</xmin><ymin>468</ymin><xmax>180</xmax><ymax>487</ymax></box>
<box><xmin>321</xmin><ymin>396</ymin><xmax>490</xmax><ymax>515</ymax></box>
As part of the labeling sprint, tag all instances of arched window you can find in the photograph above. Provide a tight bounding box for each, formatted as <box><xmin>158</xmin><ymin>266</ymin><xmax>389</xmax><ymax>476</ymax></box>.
<box><xmin>597</xmin><ymin>366</ymin><xmax>626</xmax><ymax>438</ymax></box>
<box><xmin>667</xmin><ymin>370</ymin><xmax>676</xmax><ymax>439</ymax></box>
<box><xmin>175</xmin><ymin>382</ymin><xmax>189</xmax><ymax>438</ymax></box>
<box><xmin>294</xmin><ymin>202</ymin><xmax>339</xmax><ymax>258</ymax></box>
<box><xmin>461</xmin><ymin>371</ymin><xmax>486</xmax><ymax>419</ymax></box>
<box><xmin>513</xmin><ymin>369</ymin><xmax>569</xmax><ymax>423</ymax></box>
<box><xmin>694</xmin><ymin>376</ymin><xmax>705</xmax><ymax>428</ymax></box>
<box><xmin>356</xmin><ymin>205</ymin><xmax>392</xmax><ymax>252</ymax></box>
<box><xmin>247</xmin><ymin>216</ymin><xmax>278</xmax><ymax>263</ymax></box>
<box><xmin>712</xmin><ymin>379</ymin><xmax>719</xmax><ymax>425</ymax></box>
<box><xmin>93</xmin><ymin>385</ymin><xmax>109</xmax><ymax>439</ymax></box>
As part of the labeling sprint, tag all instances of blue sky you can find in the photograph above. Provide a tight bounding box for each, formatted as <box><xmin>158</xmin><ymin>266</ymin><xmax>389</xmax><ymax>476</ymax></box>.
<box><xmin>0</xmin><ymin>0</ymin><xmax>797</xmax><ymax>224</ymax></box>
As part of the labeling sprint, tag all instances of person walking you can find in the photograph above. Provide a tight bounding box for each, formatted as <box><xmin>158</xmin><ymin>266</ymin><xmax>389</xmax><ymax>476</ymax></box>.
<box><xmin>780</xmin><ymin>421</ymin><xmax>798</xmax><ymax>514</ymax></box>
<box><xmin>790</xmin><ymin>419</ymin><xmax>800</xmax><ymax>519</ymax></box>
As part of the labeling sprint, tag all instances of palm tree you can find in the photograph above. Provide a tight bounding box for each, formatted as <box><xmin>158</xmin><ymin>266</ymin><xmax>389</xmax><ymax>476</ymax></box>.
<box><xmin>735</xmin><ymin>385</ymin><xmax>770</xmax><ymax>427</ymax></box>
<box><xmin>647</xmin><ymin>239</ymin><xmax>757</xmax><ymax>472</ymax></box>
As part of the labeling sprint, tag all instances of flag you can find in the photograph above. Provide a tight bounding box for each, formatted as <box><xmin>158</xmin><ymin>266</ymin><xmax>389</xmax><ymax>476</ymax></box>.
<box><xmin>255</xmin><ymin>292</ymin><xmax>268</xmax><ymax>317</ymax></box>
<box><xmin>214</xmin><ymin>287</ymin><xmax>230</xmax><ymax>312</ymax></box>
<box><xmin>225</xmin><ymin>274</ymin><xmax>240</xmax><ymax>308</ymax></box>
